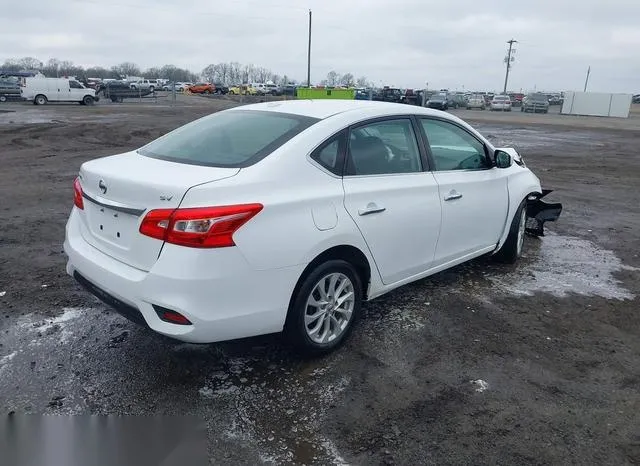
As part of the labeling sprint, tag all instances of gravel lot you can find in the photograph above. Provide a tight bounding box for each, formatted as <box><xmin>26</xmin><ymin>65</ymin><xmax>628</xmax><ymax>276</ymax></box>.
<box><xmin>1</xmin><ymin>97</ymin><xmax>639</xmax><ymax>465</ymax></box>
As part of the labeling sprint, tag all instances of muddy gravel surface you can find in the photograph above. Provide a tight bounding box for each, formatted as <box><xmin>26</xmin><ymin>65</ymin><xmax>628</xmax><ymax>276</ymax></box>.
<box><xmin>1</xmin><ymin>99</ymin><xmax>639</xmax><ymax>465</ymax></box>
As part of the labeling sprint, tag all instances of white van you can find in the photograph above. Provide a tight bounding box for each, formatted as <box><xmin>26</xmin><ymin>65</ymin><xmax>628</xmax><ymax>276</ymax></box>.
<box><xmin>21</xmin><ymin>78</ymin><xmax>96</xmax><ymax>105</ymax></box>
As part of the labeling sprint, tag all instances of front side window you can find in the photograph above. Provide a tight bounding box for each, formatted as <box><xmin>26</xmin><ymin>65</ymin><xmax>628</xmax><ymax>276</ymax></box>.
<box><xmin>138</xmin><ymin>110</ymin><xmax>318</xmax><ymax>167</ymax></box>
<box><xmin>346</xmin><ymin>119</ymin><xmax>422</xmax><ymax>176</ymax></box>
<box><xmin>69</xmin><ymin>81</ymin><xmax>84</xmax><ymax>89</ymax></box>
<box><xmin>421</xmin><ymin>119</ymin><xmax>489</xmax><ymax>171</ymax></box>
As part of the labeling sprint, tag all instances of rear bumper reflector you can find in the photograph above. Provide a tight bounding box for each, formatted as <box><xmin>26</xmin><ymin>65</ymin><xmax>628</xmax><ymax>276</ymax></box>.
<box><xmin>152</xmin><ymin>305</ymin><xmax>192</xmax><ymax>325</ymax></box>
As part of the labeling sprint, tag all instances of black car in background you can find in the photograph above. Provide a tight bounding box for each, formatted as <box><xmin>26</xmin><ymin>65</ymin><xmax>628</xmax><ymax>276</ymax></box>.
<box><xmin>426</xmin><ymin>92</ymin><xmax>449</xmax><ymax>110</ymax></box>
<box><xmin>521</xmin><ymin>93</ymin><xmax>550</xmax><ymax>113</ymax></box>
<box><xmin>633</xmin><ymin>94</ymin><xmax>640</xmax><ymax>104</ymax></box>
<box><xmin>373</xmin><ymin>87</ymin><xmax>404</xmax><ymax>103</ymax></box>
<box><xmin>213</xmin><ymin>83</ymin><xmax>229</xmax><ymax>94</ymax></box>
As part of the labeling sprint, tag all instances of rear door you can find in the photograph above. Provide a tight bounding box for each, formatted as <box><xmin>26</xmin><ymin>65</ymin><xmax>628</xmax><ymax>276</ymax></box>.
<box><xmin>342</xmin><ymin>117</ymin><xmax>441</xmax><ymax>285</ymax></box>
<box><xmin>418</xmin><ymin>118</ymin><xmax>509</xmax><ymax>265</ymax></box>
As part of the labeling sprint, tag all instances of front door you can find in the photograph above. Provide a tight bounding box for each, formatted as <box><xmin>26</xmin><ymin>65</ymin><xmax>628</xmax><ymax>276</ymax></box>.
<box><xmin>68</xmin><ymin>80</ymin><xmax>86</xmax><ymax>101</ymax></box>
<box><xmin>419</xmin><ymin>118</ymin><xmax>509</xmax><ymax>265</ymax></box>
<box><xmin>342</xmin><ymin>117</ymin><xmax>442</xmax><ymax>285</ymax></box>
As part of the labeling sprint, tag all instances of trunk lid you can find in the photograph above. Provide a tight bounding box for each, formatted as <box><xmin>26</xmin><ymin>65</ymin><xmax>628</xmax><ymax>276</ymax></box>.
<box><xmin>77</xmin><ymin>151</ymin><xmax>239</xmax><ymax>271</ymax></box>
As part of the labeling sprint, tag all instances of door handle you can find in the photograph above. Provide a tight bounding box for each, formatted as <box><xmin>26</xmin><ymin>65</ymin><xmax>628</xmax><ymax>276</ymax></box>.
<box><xmin>444</xmin><ymin>191</ymin><xmax>463</xmax><ymax>201</ymax></box>
<box><xmin>358</xmin><ymin>203</ymin><xmax>386</xmax><ymax>216</ymax></box>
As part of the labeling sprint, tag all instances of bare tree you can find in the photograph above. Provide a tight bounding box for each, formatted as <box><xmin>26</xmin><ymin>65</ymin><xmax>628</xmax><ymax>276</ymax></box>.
<box><xmin>325</xmin><ymin>71</ymin><xmax>339</xmax><ymax>87</ymax></box>
<box><xmin>18</xmin><ymin>57</ymin><xmax>43</xmax><ymax>71</ymax></box>
<box><xmin>340</xmin><ymin>73</ymin><xmax>355</xmax><ymax>87</ymax></box>
<box><xmin>111</xmin><ymin>62</ymin><xmax>141</xmax><ymax>78</ymax></box>
<box><xmin>143</xmin><ymin>67</ymin><xmax>162</xmax><ymax>78</ymax></box>
<box><xmin>201</xmin><ymin>64</ymin><xmax>217</xmax><ymax>83</ymax></box>
<box><xmin>85</xmin><ymin>67</ymin><xmax>113</xmax><ymax>79</ymax></box>
<box><xmin>356</xmin><ymin>76</ymin><xmax>369</xmax><ymax>87</ymax></box>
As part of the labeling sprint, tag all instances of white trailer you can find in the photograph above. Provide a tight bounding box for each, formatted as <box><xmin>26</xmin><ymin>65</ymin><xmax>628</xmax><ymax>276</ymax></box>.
<box><xmin>561</xmin><ymin>91</ymin><xmax>632</xmax><ymax>118</ymax></box>
<box><xmin>21</xmin><ymin>77</ymin><xmax>96</xmax><ymax>105</ymax></box>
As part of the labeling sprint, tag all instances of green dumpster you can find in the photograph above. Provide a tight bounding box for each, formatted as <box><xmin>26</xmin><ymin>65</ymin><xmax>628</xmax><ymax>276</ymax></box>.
<box><xmin>296</xmin><ymin>88</ymin><xmax>355</xmax><ymax>100</ymax></box>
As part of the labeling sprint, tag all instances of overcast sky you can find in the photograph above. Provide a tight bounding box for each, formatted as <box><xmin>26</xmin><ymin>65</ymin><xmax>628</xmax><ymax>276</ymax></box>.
<box><xmin>2</xmin><ymin>0</ymin><xmax>639</xmax><ymax>92</ymax></box>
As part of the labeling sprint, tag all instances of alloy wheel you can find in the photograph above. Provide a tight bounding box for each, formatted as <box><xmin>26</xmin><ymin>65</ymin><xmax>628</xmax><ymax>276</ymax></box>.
<box><xmin>304</xmin><ymin>273</ymin><xmax>355</xmax><ymax>344</ymax></box>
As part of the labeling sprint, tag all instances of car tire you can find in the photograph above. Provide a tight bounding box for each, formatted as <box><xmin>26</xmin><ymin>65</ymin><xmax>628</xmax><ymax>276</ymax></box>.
<box><xmin>34</xmin><ymin>95</ymin><xmax>47</xmax><ymax>105</ymax></box>
<box><xmin>0</xmin><ymin>95</ymin><xmax>6</xmax><ymax>103</ymax></box>
<box><xmin>285</xmin><ymin>259</ymin><xmax>362</xmax><ymax>356</ymax></box>
<box><xmin>82</xmin><ymin>95</ymin><xmax>94</xmax><ymax>106</ymax></box>
<box><xmin>494</xmin><ymin>200</ymin><xmax>528</xmax><ymax>264</ymax></box>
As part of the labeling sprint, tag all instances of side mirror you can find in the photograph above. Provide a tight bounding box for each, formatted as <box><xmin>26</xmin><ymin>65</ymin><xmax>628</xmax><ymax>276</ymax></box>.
<box><xmin>494</xmin><ymin>150</ymin><xmax>512</xmax><ymax>168</ymax></box>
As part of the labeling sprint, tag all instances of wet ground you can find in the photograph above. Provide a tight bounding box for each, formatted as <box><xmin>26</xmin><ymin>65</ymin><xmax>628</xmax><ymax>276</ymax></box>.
<box><xmin>1</xmin><ymin>99</ymin><xmax>639</xmax><ymax>465</ymax></box>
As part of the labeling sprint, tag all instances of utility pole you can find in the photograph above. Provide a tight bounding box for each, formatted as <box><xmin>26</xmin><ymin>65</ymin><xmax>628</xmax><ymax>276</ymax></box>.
<box><xmin>307</xmin><ymin>9</ymin><xmax>312</xmax><ymax>88</ymax></box>
<box><xmin>503</xmin><ymin>39</ymin><xmax>517</xmax><ymax>94</ymax></box>
<box><xmin>583</xmin><ymin>65</ymin><xmax>591</xmax><ymax>92</ymax></box>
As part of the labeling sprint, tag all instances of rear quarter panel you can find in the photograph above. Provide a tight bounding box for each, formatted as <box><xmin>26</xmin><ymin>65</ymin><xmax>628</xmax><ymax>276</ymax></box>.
<box><xmin>177</xmin><ymin>115</ymin><xmax>379</xmax><ymax>276</ymax></box>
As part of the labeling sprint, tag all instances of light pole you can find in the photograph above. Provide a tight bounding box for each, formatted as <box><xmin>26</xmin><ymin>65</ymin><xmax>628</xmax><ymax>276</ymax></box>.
<box><xmin>503</xmin><ymin>39</ymin><xmax>517</xmax><ymax>94</ymax></box>
<box><xmin>306</xmin><ymin>10</ymin><xmax>312</xmax><ymax>88</ymax></box>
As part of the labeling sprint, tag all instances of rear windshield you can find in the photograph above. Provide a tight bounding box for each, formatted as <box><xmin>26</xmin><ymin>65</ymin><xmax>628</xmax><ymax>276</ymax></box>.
<box><xmin>138</xmin><ymin>110</ymin><xmax>319</xmax><ymax>167</ymax></box>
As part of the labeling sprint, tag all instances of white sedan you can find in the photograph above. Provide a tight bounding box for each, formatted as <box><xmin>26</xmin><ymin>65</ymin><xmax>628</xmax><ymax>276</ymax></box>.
<box><xmin>64</xmin><ymin>100</ymin><xmax>562</xmax><ymax>355</ymax></box>
<box><xmin>490</xmin><ymin>95</ymin><xmax>513</xmax><ymax>111</ymax></box>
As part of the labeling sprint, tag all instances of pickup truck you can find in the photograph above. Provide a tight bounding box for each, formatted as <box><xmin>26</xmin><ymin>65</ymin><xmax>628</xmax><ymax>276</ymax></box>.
<box><xmin>129</xmin><ymin>79</ymin><xmax>158</xmax><ymax>91</ymax></box>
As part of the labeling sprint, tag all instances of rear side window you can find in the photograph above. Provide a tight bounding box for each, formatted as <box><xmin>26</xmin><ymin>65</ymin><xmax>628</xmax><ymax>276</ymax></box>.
<box><xmin>310</xmin><ymin>132</ymin><xmax>345</xmax><ymax>175</ymax></box>
<box><xmin>138</xmin><ymin>110</ymin><xmax>319</xmax><ymax>167</ymax></box>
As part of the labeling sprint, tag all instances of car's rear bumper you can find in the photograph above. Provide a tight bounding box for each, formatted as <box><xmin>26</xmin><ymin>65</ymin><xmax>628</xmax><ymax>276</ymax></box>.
<box><xmin>64</xmin><ymin>209</ymin><xmax>304</xmax><ymax>343</ymax></box>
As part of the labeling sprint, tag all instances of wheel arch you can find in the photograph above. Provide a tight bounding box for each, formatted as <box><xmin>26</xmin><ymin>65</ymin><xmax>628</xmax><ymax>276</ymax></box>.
<box><xmin>495</xmin><ymin>182</ymin><xmax>542</xmax><ymax>251</ymax></box>
<box><xmin>288</xmin><ymin>245</ymin><xmax>373</xmax><ymax>314</ymax></box>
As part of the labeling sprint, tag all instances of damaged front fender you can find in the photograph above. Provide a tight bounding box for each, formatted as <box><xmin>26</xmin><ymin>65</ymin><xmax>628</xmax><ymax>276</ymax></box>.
<box><xmin>526</xmin><ymin>189</ymin><xmax>562</xmax><ymax>236</ymax></box>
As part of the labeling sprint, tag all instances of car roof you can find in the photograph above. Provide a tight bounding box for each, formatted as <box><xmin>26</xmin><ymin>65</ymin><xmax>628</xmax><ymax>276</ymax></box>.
<box><xmin>230</xmin><ymin>99</ymin><xmax>450</xmax><ymax>120</ymax></box>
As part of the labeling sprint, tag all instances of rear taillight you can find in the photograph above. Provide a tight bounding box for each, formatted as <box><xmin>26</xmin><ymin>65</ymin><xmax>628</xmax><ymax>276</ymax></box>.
<box><xmin>74</xmin><ymin>177</ymin><xmax>84</xmax><ymax>210</ymax></box>
<box><xmin>139</xmin><ymin>204</ymin><xmax>263</xmax><ymax>248</ymax></box>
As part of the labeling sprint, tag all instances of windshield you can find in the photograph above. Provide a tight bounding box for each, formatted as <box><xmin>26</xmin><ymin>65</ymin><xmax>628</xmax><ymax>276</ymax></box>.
<box><xmin>529</xmin><ymin>94</ymin><xmax>548</xmax><ymax>102</ymax></box>
<box><xmin>138</xmin><ymin>110</ymin><xmax>319</xmax><ymax>167</ymax></box>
